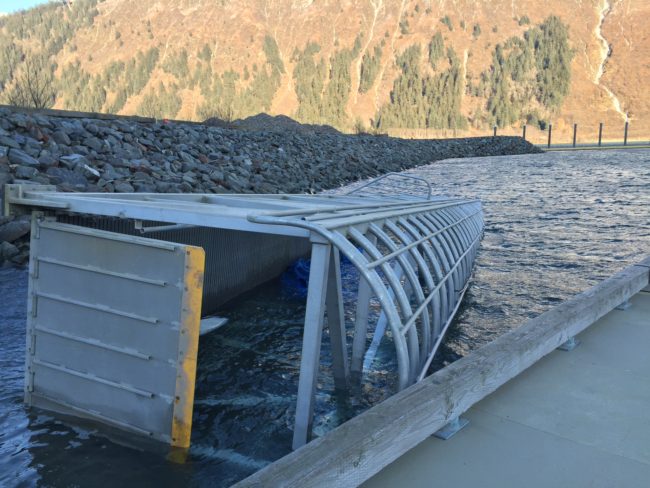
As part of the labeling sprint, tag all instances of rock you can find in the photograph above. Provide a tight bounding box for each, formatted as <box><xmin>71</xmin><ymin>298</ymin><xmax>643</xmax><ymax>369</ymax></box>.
<box><xmin>38</xmin><ymin>153</ymin><xmax>58</xmax><ymax>168</ymax></box>
<box><xmin>46</xmin><ymin>167</ymin><xmax>88</xmax><ymax>187</ymax></box>
<box><xmin>71</xmin><ymin>145</ymin><xmax>90</xmax><ymax>156</ymax></box>
<box><xmin>60</xmin><ymin>154</ymin><xmax>90</xmax><ymax>169</ymax></box>
<box><xmin>85</xmin><ymin>122</ymin><xmax>100</xmax><ymax>135</ymax></box>
<box><xmin>15</xmin><ymin>165</ymin><xmax>38</xmax><ymax>179</ymax></box>
<box><xmin>0</xmin><ymin>241</ymin><xmax>20</xmax><ymax>260</ymax></box>
<box><xmin>29</xmin><ymin>126</ymin><xmax>48</xmax><ymax>142</ymax></box>
<box><xmin>51</xmin><ymin>130</ymin><xmax>71</xmax><ymax>145</ymax></box>
<box><xmin>0</xmin><ymin>163</ymin><xmax>13</xmax><ymax>204</ymax></box>
<box><xmin>182</xmin><ymin>173</ymin><xmax>197</xmax><ymax>185</ymax></box>
<box><xmin>114</xmin><ymin>181</ymin><xmax>135</xmax><ymax>193</ymax></box>
<box><xmin>8</xmin><ymin>149</ymin><xmax>39</xmax><ymax>166</ymax></box>
<box><xmin>154</xmin><ymin>181</ymin><xmax>173</xmax><ymax>192</ymax></box>
<box><xmin>9</xmin><ymin>113</ymin><xmax>30</xmax><ymax>128</ymax></box>
<box><xmin>100</xmin><ymin>163</ymin><xmax>121</xmax><ymax>181</ymax></box>
<box><xmin>84</xmin><ymin>136</ymin><xmax>104</xmax><ymax>152</ymax></box>
<box><xmin>0</xmin><ymin>220</ymin><xmax>31</xmax><ymax>242</ymax></box>
<box><xmin>209</xmin><ymin>170</ymin><xmax>225</xmax><ymax>182</ymax></box>
<box><xmin>134</xmin><ymin>182</ymin><xmax>156</xmax><ymax>192</ymax></box>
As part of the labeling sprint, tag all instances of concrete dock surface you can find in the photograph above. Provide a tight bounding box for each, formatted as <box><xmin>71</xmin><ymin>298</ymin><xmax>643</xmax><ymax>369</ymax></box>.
<box><xmin>364</xmin><ymin>290</ymin><xmax>650</xmax><ymax>488</ymax></box>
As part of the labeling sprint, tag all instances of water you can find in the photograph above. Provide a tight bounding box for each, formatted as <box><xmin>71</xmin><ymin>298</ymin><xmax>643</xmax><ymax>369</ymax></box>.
<box><xmin>1</xmin><ymin>149</ymin><xmax>649</xmax><ymax>486</ymax></box>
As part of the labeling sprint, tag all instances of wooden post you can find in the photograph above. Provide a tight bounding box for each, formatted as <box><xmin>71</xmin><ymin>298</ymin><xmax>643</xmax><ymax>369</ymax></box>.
<box><xmin>547</xmin><ymin>124</ymin><xmax>552</xmax><ymax>148</ymax></box>
<box><xmin>522</xmin><ymin>124</ymin><xmax>527</xmax><ymax>141</ymax></box>
<box><xmin>572</xmin><ymin>123</ymin><xmax>577</xmax><ymax>148</ymax></box>
<box><xmin>598</xmin><ymin>122</ymin><xmax>603</xmax><ymax>147</ymax></box>
<box><xmin>293</xmin><ymin>240</ymin><xmax>332</xmax><ymax>450</ymax></box>
<box><xmin>624</xmin><ymin>119</ymin><xmax>629</xmax><ymax>146</ymax></box>
<box><xmin>493</xmin><ymin>125</ymin><xmax>497</xmax><ymax>137</ymax></box>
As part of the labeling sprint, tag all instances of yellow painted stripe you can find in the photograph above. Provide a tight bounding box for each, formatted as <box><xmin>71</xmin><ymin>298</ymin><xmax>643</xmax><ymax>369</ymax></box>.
<box><xmin>171</xmin><ymin>245</ymin><xmax>205</xmax><ymax>449</ymax></box>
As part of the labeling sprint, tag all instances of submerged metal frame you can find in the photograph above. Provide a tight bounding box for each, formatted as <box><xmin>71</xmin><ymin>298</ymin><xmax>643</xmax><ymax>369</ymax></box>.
<box><xmin>6</xmin><ymin>183</ymin><xmax>484</xmax><ymax>450</ymax></box>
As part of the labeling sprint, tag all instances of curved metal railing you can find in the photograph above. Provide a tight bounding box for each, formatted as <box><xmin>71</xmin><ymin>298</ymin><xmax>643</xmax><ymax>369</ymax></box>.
<box><xmin>345</xmin><ymin>172</ymin><xmax>433</xmax><ymax>200</ymax></box>
<box><xmin>249</xmin><ymin>199</ymin><xmax>484</xmax><ymax>390</ymax></box>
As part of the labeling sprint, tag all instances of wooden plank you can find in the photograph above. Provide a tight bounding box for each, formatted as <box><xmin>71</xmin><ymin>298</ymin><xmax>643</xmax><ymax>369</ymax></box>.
<box><xmin>233</xmin><ymin>257</ymin><xmax>650</xmax><ymax>488</ymax></box>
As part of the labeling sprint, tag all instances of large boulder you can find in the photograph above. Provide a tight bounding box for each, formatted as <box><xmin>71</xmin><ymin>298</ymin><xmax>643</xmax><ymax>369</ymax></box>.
<box><xmin>0</xmin><ymin>219</ymin><xmax>31</xmax><ymax>243</ymax></box>
<box><xmin>8</xmin><ymin>149</ymin><xmax>39</xmax><ymax>167</ymax></box>
<box><xmin>0</xmin><ymin>241</ymin><xmax>20</xmax><ymax>260</ymax></box>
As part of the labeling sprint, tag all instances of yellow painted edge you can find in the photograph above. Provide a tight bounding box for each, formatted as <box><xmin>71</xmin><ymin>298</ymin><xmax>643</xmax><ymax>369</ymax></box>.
<box><xmin>171</xmin><ymin>245</ymin><xmax>205</xmax><ymax>449</ymax></box>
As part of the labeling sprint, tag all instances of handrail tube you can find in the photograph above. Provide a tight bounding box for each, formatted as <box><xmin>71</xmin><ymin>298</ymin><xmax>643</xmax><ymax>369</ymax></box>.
<box><xmin>346</xmin><ymin>172</ymin><xmax>433</xmax><ymax>200</ymax></box>
<box><xmin>365</xmin><ymin>209</ymin><xmax>482</xmax><ymax>269</ymax></box>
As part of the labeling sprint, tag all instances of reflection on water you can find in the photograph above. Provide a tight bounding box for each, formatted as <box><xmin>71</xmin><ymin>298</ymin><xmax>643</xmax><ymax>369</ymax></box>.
<box><xmin>1</xmin><ymin>149</ymin><xmax>649</xmax><ymax>486</ymax></box>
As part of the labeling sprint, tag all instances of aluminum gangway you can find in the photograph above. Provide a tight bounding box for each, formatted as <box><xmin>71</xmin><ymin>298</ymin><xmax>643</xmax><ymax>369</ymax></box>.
<box><xmin>4</xmin><ymin>177</ymin><xmax>484</xmax><ymax>450</ymax></box>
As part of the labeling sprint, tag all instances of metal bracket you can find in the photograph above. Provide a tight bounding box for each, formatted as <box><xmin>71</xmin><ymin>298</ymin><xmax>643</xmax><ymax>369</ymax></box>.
<box><xmin>557</xmin><ymin>336</ymin><xmax>580</xmax><ymax>351</ymax></box>
<box><xmin>4</xmin><ymin>184</ymin><xmax>58</xmax><ymax>217</ymax></box>
<box><xmin>433</xmin><ymin>416</ymin><xmax>469</xmax><ymax>440</ymax></box>
<box><xmin>615</xmin><ymin>299</ymin><xmax>631</xmax><ymax>310</ymax></box>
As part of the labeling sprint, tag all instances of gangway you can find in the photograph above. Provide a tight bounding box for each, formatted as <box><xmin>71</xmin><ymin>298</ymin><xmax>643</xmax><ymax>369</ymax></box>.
<box><xmin>4</xmin><ymin>179</ymin><xmax>484</xmax><ymax>450</ymax></box>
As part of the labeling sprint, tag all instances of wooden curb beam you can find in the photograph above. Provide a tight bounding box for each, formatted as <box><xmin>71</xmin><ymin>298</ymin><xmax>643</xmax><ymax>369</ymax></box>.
<box><xmin>234</xmin><ymin>257</ymin><xmax>650</xmax><ymax>488</ymax></box>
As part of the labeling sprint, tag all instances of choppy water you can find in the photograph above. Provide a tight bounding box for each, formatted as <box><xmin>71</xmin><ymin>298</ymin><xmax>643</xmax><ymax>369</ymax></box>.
<box><xmin>1</xmin><ymin>149</ymin><xmax>649</xmax><ymax>487</ymax></box>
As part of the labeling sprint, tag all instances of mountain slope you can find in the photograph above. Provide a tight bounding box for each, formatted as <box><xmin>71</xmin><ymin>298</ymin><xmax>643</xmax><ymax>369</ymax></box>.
<box><xmin>1</xmin><ymin>0</ymin><xmax>647</xmax><ymax>139</ymax></box>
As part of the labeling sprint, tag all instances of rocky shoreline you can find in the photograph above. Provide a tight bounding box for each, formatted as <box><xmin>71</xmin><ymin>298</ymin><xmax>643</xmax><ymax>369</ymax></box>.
<box><xmin>0</xmin><ymin>107</ymin><xmax>541</xmax><ymax>267</ymax></box>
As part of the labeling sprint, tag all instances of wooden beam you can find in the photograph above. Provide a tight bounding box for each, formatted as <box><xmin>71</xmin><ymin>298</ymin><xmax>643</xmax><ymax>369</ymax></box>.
<box><xmin>234</xmin><ymin>257</ymin><xmax>650</xmax><ymax>488</ymax></box>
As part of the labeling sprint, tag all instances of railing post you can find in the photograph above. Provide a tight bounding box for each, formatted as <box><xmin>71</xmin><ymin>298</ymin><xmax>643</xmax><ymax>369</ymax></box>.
<box><xmin>493</xmin><ymin>125</ymin><xmax>497</xmax><ymax>137</ymax></box>
<box><xmin>624</xmin><ymin>118</ymin><xmax>629</xmax><ymax>146</ymax></box>
<box><xmin>522</xmin><ymin>124</ymin><xmax>527</xmax><ymax>141</ymax></box>
<box><xmin>598</xmin><ymin>122</ymin><xmax>603</xmax><ymax>147</ymax></box>
<box><xmin>547</xmin><ymin>124</ymin><xmax>552</xmax><ymax>148</ymax></box>
<box><xmin>572</xmin><ymin>123</ymin><xmax>577</xmax><ymax>148</ymax></box>
<box><xmin>293</xmin><ymin>240</ymin><xmax>332</xmax><ymax>450</ymax></box>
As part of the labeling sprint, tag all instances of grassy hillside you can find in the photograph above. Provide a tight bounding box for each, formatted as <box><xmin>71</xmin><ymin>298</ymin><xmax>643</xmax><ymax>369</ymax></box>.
<box><xmin>0</xmin><ymin>0</ymin><xmax>646</xmax><ymax>140</ymax></box>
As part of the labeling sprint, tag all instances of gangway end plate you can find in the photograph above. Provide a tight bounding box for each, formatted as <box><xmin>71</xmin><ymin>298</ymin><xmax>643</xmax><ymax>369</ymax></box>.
<box><xmin>25</xmin><ymin>217</ymin><xmax>205</xmax><ymax>449</ymax></box>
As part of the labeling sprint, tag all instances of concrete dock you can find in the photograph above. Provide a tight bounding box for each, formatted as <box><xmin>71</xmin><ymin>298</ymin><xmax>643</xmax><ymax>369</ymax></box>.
<box><xmin>364</xmin><ymin>290</ymin><xmax>650</xmax><ymax>488</ymax></box>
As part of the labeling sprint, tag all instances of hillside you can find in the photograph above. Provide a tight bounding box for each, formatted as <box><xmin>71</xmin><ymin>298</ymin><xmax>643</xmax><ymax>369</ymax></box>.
<box><xmin>0</xmin><ymin>0</ymin><xmax>647</xmax><ymax>140</ymax></box>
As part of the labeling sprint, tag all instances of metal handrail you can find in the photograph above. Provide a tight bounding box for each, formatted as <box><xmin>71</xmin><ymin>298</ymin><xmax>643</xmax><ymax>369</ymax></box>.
<box><xmin>248</xmin><ymin>200</ymin><xmax>484</xmax><ymax>389</ymax></box>
<box><xmin>345</xmin><ymin>172</ymin><xmax>433</xmax><ymax>200</ymax></box>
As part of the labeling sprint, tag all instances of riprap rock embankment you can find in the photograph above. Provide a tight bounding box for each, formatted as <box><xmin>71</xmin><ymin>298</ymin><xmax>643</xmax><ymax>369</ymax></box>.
<box><xmin>0</xmin><ymin>107</ymin><xmax>540</xmax><ymax>266</ymax></box>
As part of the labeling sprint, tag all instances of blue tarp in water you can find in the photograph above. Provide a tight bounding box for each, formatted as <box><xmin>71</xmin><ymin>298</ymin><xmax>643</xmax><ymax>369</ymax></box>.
<box><xmin>280</xmin><ymin>254</ymin><xmax>360</xmax><ymax>299</ymax></box>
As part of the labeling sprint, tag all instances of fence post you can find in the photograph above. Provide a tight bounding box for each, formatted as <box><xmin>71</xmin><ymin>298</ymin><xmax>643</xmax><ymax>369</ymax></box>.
<box><xmin>624</xmin><ymin>118</ymin><xmax>629</xmax><ymax>146</ymax></box>
<box><xmin>572</xmin><ymin>123</ymin><xmax>577</xmax><ymax>148</ymax></box>
<box><xmin>493</xmin><ymin>125</ymin><xmax>497</xmax><ymax>137</ymax></box>
<box><xmin>547</xmin><ymin>124</ymin><xmax>552</xmax><ymax>148</ymax></box>
<box><xmin>598</xmin><ymin>122</ymin><xmax>603</xmax><ymax>147</ymax></box>
<box><xmin>522</xmin><ymin>124</ymin><xmax>527</xmax><ymax>141</ymax></box>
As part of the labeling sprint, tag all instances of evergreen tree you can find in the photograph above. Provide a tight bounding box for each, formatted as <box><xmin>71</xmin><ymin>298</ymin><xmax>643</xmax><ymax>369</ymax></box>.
<box><xmin>359</xmin><ymin>45</ymin><xmax>382</xmax><ymax>93</ymax></box>
<box><xmin>428</xmin><ymin>32</ymin><xmax>444</xmax><ymax>69</ymax></box>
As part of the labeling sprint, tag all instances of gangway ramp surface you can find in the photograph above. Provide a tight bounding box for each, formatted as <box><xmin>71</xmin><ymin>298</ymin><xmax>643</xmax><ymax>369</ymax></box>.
<box><xmin>5</xmin><ymin>177</ymin><xmax>484</xmax><ymax>450</ymax></box>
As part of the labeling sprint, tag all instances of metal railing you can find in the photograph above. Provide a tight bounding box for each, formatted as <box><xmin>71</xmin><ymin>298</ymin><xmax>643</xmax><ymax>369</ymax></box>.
<box><xmin>384</xmin><ymin>119</ymin><xmax>649</xmax><ymax>150</ymax></box>
<box><xmin>491</xmin><ymin>119</ymin><xmax>650</xmax><ymax>150</ymax></box>
<box><xmin>346</xmin><ymin>172</ymin><xmax>433</xmax><ymax>200</ymax></box>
